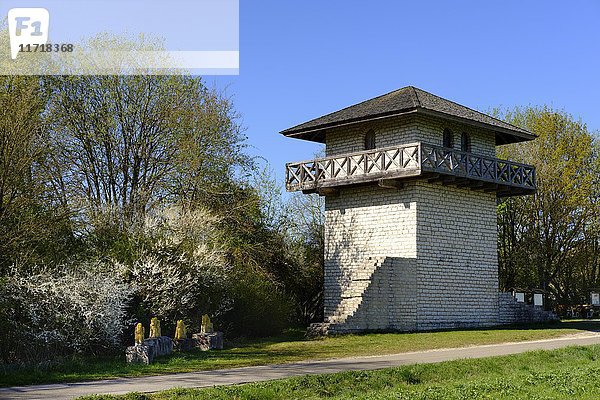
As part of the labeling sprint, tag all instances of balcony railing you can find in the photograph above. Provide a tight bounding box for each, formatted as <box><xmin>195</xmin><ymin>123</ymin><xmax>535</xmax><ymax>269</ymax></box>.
<box><xmin>285</xmin><ymin>142</ymin><xmax>536</xmax><ymax>196</ymax></box>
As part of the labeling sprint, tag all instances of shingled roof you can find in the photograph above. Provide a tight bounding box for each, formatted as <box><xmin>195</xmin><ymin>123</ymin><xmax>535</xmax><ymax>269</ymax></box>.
<box><xmin>280</xmin><ymin>86</ymin><xmax>535</xmax><ymax>145</ymax></box>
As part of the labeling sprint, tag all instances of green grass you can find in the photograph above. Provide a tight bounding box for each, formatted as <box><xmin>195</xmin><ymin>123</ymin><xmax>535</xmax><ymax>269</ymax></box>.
<box><xmin>1</xmin><ymin>320</ymin><xmax>598</xmax><ymax>388</ymax></box>
<box><xmin>82</xmin><ymin>344</ymin><xmax>600</xmax><ymax>400</ymax></box>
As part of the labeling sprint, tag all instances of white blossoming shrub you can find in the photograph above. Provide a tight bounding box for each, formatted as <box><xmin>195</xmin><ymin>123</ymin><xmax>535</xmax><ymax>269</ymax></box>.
<box><xmin>143</xmin><ymin>206</ymin><xmax>221</xmax><ymax>250</ymax></box>
<box><xmin>127</xmin><ymin>253</ymin><xmax>232</xmax><ymax>323</ymax></box>
<box><xmin>131</xmin><ymin>205</ymin><xmax>293</xmax><ymax>337</ymax></box>
<box><xmin>129</xmin><ymin>207</ymin><xmax>232</xmax><ymax>325</ymax></box>
<box><xmin>0</xmin><ymin>263</ymin><xmax>133</xmax><ymax>363</ymax></box>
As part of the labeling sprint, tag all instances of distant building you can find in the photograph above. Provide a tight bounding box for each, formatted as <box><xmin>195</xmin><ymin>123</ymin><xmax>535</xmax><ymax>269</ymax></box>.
<box><xmin>282</xmin><ymin>86</ymin><xmax>556</xmax><ymax>334</ymax></box>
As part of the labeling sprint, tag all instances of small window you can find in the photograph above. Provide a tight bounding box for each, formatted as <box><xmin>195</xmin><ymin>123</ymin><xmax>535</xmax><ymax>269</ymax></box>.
<box><xmin>461</xmin><ymin>132</ymin><xmax>472</xmax><ymax>152</ymax></box>
<box><xmin>364</xmin><ymin>130</ymin><xmax>376</xmax><ymax>150</ymax></box>
<box><xmin>443</xmin><ymin>128</ymin><xmax>454</xmax><ymax>148</ymax></box>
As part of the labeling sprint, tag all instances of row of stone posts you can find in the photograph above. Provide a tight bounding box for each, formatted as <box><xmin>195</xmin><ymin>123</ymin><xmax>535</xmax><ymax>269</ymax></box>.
<box><xmin>126</xmin><ymin>315</ymin><xmax>223</xmax><ymax>364</ymax></box>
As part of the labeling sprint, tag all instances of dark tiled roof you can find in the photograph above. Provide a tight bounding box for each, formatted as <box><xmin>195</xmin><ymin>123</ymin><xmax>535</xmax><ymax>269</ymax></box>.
<box><xmin>280</xmin><ymin>86</ymin><xmax>535</xmax><ymax>144</ymax></box>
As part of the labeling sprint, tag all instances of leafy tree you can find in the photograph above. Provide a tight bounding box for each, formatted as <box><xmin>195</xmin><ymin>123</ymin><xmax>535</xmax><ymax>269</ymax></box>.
<box><xmin>283</xmin><ymin>192</ymin><xmax>325</xmax><ymax>323</ymax></box>
<box><xmin>0</xmin><ymin>76</ymin><xmax>76</xmax><ymax>270</ymax></box>
<box><xmin>496</xmin><ymin>106</ymin><xmax>600</xmax><ymax>304</ymax></box>
<box><xmin>245</xmin><ymin>161</ymin><xmax>325</xmax><ymax>324</ymax></box>
<box><xmin>0</xmin><ymin>76</ymin><xmax>44</xmax><ymax>228</ymax></box>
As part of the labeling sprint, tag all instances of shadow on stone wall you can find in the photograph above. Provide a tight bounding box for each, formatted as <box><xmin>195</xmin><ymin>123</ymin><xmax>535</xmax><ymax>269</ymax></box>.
<box><xmin>324</xmin><ymin>212</ymin><xmax>373</xmax><ymax>318</ymax></box>
<box><xmin>327</xmin><ymin>256</ymin><xmax>417</xmax><ymax>334</ymax></box>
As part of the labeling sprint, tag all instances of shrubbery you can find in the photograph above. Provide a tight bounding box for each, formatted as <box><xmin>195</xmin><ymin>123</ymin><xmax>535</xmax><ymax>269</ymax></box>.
<box><xmin>127</xmin><ymin>207</ymin><xmax>230</xmax><ymax>325</ymax></box>
<box><xmin>0</xmin><ymin>264</ymin><xmax>133</xmax><ymax>364</ymax></box>
<box><xmin>0</xmin><ymin>200</ymin><xmax>321</xmax><ymax>365</ymax></box>
<box><xmin>223</xmin><ymin>270</ymin><xmax>294</xmax><ymax>338</ymax></box>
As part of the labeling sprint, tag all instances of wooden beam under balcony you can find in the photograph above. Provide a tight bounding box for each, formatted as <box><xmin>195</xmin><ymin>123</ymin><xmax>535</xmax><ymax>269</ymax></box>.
<box><xmin>378</xmin><ymin>178</ymin><xmax>404</xmax><ymax>190</ymax></box>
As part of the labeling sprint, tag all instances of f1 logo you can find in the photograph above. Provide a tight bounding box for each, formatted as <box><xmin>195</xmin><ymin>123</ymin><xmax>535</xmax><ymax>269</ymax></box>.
<box><xmin>8</xmin><ymin>8</ymin><xmax>50</xmax><ymax>59</ymax></box>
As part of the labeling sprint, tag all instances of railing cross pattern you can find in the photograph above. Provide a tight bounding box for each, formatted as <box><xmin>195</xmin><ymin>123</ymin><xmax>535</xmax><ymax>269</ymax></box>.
<box><xmin>285</xmin><ymin>142</ymin><xmax>535</xmax><ymax>193</ymax></box>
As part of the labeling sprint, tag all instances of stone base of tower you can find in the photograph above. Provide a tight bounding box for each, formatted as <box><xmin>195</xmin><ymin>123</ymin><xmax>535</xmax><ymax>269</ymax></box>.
<box><xmin>323</xmin><ymin>182</ymin><xmax>501</xmax><ymax>334</ymax></box>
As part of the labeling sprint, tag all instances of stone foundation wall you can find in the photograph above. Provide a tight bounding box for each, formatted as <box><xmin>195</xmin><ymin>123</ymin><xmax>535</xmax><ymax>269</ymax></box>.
<box><xmin>498</xmin><ymin>293</ymin><xmax>559</xmax><ymax>324</ymax></box>
<box><xmin>324</xmin><ymin>184</ymin><xmax>418</xmax><ymax>329</ymax></box>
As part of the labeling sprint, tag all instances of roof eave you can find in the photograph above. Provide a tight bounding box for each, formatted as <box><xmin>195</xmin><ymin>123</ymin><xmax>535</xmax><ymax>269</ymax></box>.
<box><xmin>416</xmin><ymin>108</ymin><xmax>537</xmax><ymax>144</ymax></box>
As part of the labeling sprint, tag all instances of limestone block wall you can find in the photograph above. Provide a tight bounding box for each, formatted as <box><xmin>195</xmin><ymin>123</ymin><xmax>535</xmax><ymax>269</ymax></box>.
<box><xmin>325</xmin><ymin>115</ymin><xmax>497</xmax><ymax>158</ymax></box>
<box><xmin>414</xmin><ymin>115</ymin><xmax>496</xmax><ymax>158</ymax></box>
<box><xmin>498</xmin><ymin>293</ymin><xmax>559</xmax><ymax>324</ymax></box>
<box><xmin>324</xmin><ymin>184</ymin><xmax>418</xmax><ymax>332</ymax></box>
<box><xmin>325</xmin><ymin>117</ymin><xmax>418</xmax><ymax>156</ymax></box>
<box><xmin>414</xmin><ymin>181</ymin><xmax>499</xmax><ymax>330</ymax></box>
<box><xmin>326</xmin><ymin>257</ymin><xmax>417</xmax><ymax>333</ymax></box>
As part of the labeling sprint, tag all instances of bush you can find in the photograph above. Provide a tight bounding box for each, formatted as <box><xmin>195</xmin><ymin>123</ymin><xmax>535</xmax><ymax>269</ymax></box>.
<box><xmin>0</xmin><ymin>263</ymin><xmax>133</xmax><ymax>364</ymax></box>
<box><xmin>221</xmin><ymin>270</ymin><xmax>294</xmax><ymax>338</ymax></box>
<box><xmin>124</xmin><ymin>207</ymin><xmax>232</xmax><ymax>330</ymax></box>
<box><xmin>127</xmin><ymin>206</ymin><xmax>295</xmax><ymax>337</ymax></box>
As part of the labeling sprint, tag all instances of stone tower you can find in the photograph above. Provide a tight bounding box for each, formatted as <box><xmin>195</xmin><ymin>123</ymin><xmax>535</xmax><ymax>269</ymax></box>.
<box><xmin>282</xmin><ymin>87</ymin><xmax>538</xmax><ymax>334</ymax></box>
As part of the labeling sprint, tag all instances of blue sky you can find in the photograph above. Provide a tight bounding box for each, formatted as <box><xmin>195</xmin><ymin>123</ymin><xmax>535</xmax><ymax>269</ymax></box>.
<box><xmin>211</xmin><ymin>1</ymin><xmax>600</xmax><ymax>183</ymax></box>
<box><xmin>3</xmin><ymin>1</ymin><xmax>599</xmax><ymax>184</ymax></box>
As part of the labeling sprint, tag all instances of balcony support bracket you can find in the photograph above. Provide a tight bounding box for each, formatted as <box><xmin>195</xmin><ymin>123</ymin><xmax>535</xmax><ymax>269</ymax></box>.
<box><xmin>378</xmin><ymin>179</ymin><xmax>404</xmax><ymax>190</ymax></box>
<box><xmin>302</xmin><ymin>187</ymin><xmax>340</xmax><ymax>197</ymax></box>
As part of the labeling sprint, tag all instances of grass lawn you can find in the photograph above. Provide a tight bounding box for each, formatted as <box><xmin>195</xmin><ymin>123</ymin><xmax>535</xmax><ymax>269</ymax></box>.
<box><xmin>84</xmin><ymin>344</ymin><xmax>600</xmax><ymax>400</ymax></box>
<box><xmin>1</xmin><ymin>320</ymin><xmax>598</xmax><ymax>388</ymax></box>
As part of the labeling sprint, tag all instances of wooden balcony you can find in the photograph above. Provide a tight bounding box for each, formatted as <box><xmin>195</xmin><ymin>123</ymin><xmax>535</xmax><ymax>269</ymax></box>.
<box><xmin>285</xmin><ymin>142</ymin><xmax>536</xmax><ymax>197</ymax></box>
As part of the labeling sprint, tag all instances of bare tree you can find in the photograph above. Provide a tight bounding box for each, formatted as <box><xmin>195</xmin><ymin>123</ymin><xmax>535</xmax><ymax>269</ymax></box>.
<box><xmin>46</xmin><ymin>75</ymin><xmax>247</xmax><ymax>231</ymax></box>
